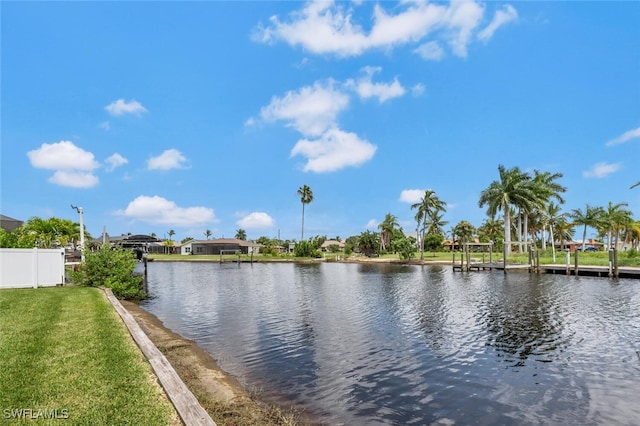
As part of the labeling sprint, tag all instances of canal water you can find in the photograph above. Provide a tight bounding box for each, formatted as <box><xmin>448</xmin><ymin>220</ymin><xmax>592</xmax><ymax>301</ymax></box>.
<box><xmin>140</xmin><ymin>262</ymin><xmax>640</xmax><ymax>425</ymax></box>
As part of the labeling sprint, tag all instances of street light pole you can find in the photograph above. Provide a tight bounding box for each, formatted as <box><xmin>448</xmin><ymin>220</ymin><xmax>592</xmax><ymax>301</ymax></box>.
<box><xmin>71</xmin><ymin>205</ymin><xmax>85</xmax><ymax>263</ymax></box>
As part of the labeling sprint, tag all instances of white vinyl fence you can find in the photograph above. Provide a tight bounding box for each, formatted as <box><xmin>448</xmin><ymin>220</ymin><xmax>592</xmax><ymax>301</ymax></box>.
<box><xmin>0</xmin><ymin>248</ymin><xmax>66</xmax><ymax>289</ymax></box>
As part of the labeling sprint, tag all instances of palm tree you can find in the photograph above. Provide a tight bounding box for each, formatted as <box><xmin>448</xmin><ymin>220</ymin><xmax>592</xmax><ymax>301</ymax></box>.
<box><xmin>599</xmin><ymin>201</ymin><xmax>633</xmax><ymax>250</ymax></box>
<box><xmin>478</xmin><ymin>217</ymin><xmax>504</xmax><ymax>246</ymax></box>
<box><xmin>631</xmin><ymin>181</ymin><xmax>640</xmax><ymax>189</ymax></box>
<box><xmin>378</xmin><ymin>213</ymin><xmax>399</xmax><ymax>252</ymax></box>
<box><xmin>479</xmin><ymin>165</ymin><xmax>538</xmax><ymax>253</ymax></box>
<box><xmin>569</xmin><ymin>204</ymin><xmax>604</xmax><ymax>251</ymax></box>
<box><xmin>297</xmin><ymin>185</ymin><xmax>314</xmax><ymax>240</ymax></box>
<box><xmin>167</xmin><ymin>229</ymin><xmax>175</xmax><ymax>241</ymax></box>
<box><xmin>411</xmin><ymin>189</ymin><xmax>447</xmax><ymax>260</ymax></box>
<box><xmin>204</xmin><ymin>229</ymin><xmax>212</xmax><ymax>240</ymax></box>
<box><xmin>543</xmin><ymin>202</ymin><xmax>565</xmax><ymax>262</ymax></box>
<box><xmin>554</xmin><ymin>216</ymin><xmax>575</xmax><ymax>251</ymax></box>
<box><xmin>235</xmin><ymin>228</ymin><xmax>247</xmax><ymax>241</ymax></box>
<box><xmin>426</xmin><ymin>210</ymin><xmax>448</xmax><ymax>237</ymax></box>
<box><xmin>529</xmin><ymin>170</ymin><xmax>566</xmax><ymax>250</ymax></box>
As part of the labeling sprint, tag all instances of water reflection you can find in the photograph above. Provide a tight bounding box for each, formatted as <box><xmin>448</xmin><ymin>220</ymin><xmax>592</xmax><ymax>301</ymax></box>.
<box><xmin>141</xmin><ymin>262</ymin><xmax>640</xmax><ymax>425</ymax></box>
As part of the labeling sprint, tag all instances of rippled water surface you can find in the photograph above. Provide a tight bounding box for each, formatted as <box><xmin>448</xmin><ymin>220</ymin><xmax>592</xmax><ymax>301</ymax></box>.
<box><xmin>141</xmin><ymin>262</ymin><xmax>640</xmax><ymax>425</ymax></box>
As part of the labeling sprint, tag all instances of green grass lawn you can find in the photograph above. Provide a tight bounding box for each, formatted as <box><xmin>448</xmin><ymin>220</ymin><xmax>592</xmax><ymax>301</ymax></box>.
<box><xmin>0</xmin><ymin>286</ymin><xmax>178</xmax><ymax>425</ymax></box>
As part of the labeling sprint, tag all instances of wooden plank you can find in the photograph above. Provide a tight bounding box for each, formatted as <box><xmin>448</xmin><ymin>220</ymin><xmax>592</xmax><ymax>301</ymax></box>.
<box><xmin>103</xmin><ymin>288</ymin><xmax>216</xmax><ymax>426</ymax></box>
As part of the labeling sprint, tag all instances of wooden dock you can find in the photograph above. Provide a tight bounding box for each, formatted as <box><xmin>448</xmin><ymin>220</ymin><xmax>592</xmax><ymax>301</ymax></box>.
<box><xmin>539</xmin><ymin>264</ymin><xmax>640</xmax><ymax>279</ymax></box>
<box><xmin>453</xmin><ymin>262</ymin><xmax>640</xmax><ymax>279</ymax></box>
<box><xmin>453</xmin><ymin>262</ymin><xmax>531</xmax><ymax>272</ymax></box>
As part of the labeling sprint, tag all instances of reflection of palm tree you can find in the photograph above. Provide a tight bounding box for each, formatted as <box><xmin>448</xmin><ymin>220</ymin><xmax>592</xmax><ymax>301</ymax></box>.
<box><xmin>297</xmin><ymin>185</ymin><xmax>313</xmax><ymax>240</ymax></box>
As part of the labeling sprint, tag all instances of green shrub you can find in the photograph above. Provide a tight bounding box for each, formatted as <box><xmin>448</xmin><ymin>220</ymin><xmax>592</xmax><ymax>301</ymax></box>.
<box><xmin>70</xmin><ymin>244</ymin><xmax>146</xmax><ymax>300</ymax></box>
<box><xmin>294</xmin><ymin>241</ymin><xmax>322</xmax><ymax>258</ymax></box>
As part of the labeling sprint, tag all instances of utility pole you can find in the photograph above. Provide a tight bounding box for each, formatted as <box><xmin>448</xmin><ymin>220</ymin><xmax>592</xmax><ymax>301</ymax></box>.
<box><xmin>71</xmin><ymin>205</ymin><xmax>85</xmax><ymax>263</ymax></box>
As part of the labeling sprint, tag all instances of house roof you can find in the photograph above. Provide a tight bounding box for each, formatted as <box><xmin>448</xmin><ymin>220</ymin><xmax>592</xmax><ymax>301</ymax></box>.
<box><xmin>0</xmin><ymin>214</ymin><xmax>24</xmax><ymax>232</ymax></box>
<box><xmin>321</xmin><ymin>240</ymin><xmax>345</xmax><ymax>248</ymax></box>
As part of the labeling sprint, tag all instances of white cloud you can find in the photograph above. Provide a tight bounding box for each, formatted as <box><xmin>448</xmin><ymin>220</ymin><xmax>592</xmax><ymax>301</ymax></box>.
<box><xmin>606</xmin><ymin>127</ymin><xmax>640</xmax><ymax>146</ymax></box>
<box><xmin>48</xmin><ymin>171</ymin><xmax>99</xmax><ymax>188</ymax></box>
<box><xmin>27</xmin><ymin>140</ymin><xmax>99</xmax><ymax>171</ymax></box>
<box><xmin>411</xmin><ymin>83</ymin><xmax>426</xmax><ymax>97</ymax></box>
<box><xmin>290</xmin><ymin>128</ymin><xmax>377</xmax><ymax>173</ymax></box>
<box><xmin>478</xmin><ymin>4</ymin><xmax>518</xmax><ymax>42</ymax></box>
<box><xmin>237</xmin><ymin>212</ymin><xmax>275</xmax><ymax>229</ymax></box>
<box><xmin>99</xmin><ymin>121</ymin><xmax>110</xmax><ymax>131</ymax></box>
<box><xmin>147</xmin><ymin>149</ymin><xmax>189</xmax><ymax>170</ymax></box>
<box><xmin>583</xmin><ymin>162</ymin><xmax>621</xmax><ymax>178</ymax></box>
<box><xmin>260</xmin><ymin>81</ymin><xmax>349</xmax><ymax>137</ymax></box>
<box><xmin>365</xmin><ymin>219</ymin><xmax>378</xmax><ymax>229</ymax></box>
<box><xmin>399</xmin><ymin>189</ymin><xmax>425</xmax><ymax>204</ymax></box>
<box><xmin>116</xmin><ymin>195</ymin><xmax>216</xmax><ymax>227</ymax></box>
<box><xmin>255</xmin><ymin>1</ymin><xmax>506</xmax><ymax>59</ymax></box>
<box><xmin>349</xmin><ymin>66</ymin><xmax>406</xmax><ymax>103</ymax></box>
<box><xmin>105</xmin><ymin>98</ymin><xmax>148</xmax><ymax>116</ymax></box>
<box><xmin>414</xmin><ymin>41</ymin><xmax>445</xmax><ymax>61</ymax></box>
<box><xmin>27</xmin><ymin>141</ymin><xmax>99</xmax><ymax>188</ymax></box>
<box><xmin>105</xmin><ymin>153</ymin><xmax>128</xmax><ymax>172</ymax></box>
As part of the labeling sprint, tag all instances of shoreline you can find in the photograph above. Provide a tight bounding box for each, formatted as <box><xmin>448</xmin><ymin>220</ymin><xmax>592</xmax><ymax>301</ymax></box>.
<box><xmin>121</xmin><ymin>300</ymin><xmax>311</xmax><ymax>425</ymax></box>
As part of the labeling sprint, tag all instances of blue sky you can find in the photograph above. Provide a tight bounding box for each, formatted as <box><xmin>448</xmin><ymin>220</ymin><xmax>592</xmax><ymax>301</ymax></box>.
<box><xmin>2</xmin><ymin>1</ymin><xmax>639</xmax><ymax>242</ymax></box>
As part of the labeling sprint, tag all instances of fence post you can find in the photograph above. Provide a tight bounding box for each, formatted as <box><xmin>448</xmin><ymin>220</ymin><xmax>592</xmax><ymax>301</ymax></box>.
<box><xmin>574</xmin><ymin>249</ymin><xmax>579</xmax><ymax>276</ymax></box>
<box><xmin>32</xmin><ymin>248</ymin><xmax>38</xmax><ymax>288</ymax></box>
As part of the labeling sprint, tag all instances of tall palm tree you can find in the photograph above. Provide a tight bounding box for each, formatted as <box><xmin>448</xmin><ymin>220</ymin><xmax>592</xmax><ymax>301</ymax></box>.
<box><xmin>411</xmin><ymin>189</ymin><xmax>447</xmax><ymax>260</ymax></box>
<box><xmin>204</xmin><ymin>229</ymin><xmax>212</xmax><ymax>240</ymax></box>
<box><xmin>378</xmin><ymin>213</ymin><xmax>399</xmax><ymax>252</ymax></box>
<box><xmin>167</xmin><ymin>229</ymin><xmax>175</xmax><ymax>241</ymax></box>
<box><xmin>529</xmin><ymin>170</ymin><xmax>566</xmax><ymax>250</ymax></box>
<box><xmin>297</xmin><ymin>185</ymin><xmax>313</xmax><ymax>240</ymax></box>
<box><xmin>569</xmin><ymin>204</ymin><xmax>604</xmax><ymax>251</ymax></box>
<box><xmin>479</xmin><ymin>165</ymin><xmax>538</xmax><ymax>253</ymax></box>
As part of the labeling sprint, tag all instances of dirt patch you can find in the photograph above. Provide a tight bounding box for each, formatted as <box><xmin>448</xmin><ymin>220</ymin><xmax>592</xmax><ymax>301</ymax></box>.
<box><xmin>121</xmin><ymin>301</ymin><xmax>309</xmax><ymax>426</ymax></box>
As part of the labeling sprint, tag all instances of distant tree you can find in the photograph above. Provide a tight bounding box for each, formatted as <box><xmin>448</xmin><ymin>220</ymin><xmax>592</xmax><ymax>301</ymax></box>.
<box><xmin>452</xmin><ymin>221</ymin><xmax>476</xmax><ymax>246</ymax></box>
<box><xmin>167</xmin><ymin>229</ymin><xmax>175</xmax><ymax>241</ymax></box>
<box><xmin>151</xmin><ymin>232</ymin><xmax>157</xmax><ymax>239</ymax></box>
<box><xmin>181</xmin><ymin>237</ymin><xmax>194</xmax><ymax>244</ymax></box>
<box><xmin>478</xmin><ymin>217</ymin><xmax>504</xmax><ymax>247</ymax></box>
<box><xmin>204</xmin><ymin>229</ymin><xmax>212</xmax><ymax>240</ymax></box>
<box><xmin>479</xmin><ymin>165</ymin><xmax>538</xmax><ymax>253</ymax></box>
<box><xmin>378</xmin><ymin>213</ymin><xmax>399</xmax><ymax>252</ymax></box>
<box><xmin>423</xmin><ymin>233</ymin><xmax>444</xmax><ymax>255</ymax></box>
<box><xmin>411</xmin><ymin>189</ymin><xmax>447</xmax><ymax>260</ymax></box>
<box><xmin>570</xmin><ymin>204</ymin><xmax>604</xmax><ymax>251</ymax></box>
<box><xmin>358</xmin><ymin>230</ymin><xmax>380</xmax><ymax>256</ymax></box>
<box><xmin>297</xmin><ymin>185</ymin><xmax>314</xmax><ymax>240</ymax></box>
<box><xmin>598</xmin><ymin>201</ymin><xmax>633</xmax><ymax>250</ymax></box>
<box><xmin>235</xmin><ymin>229</ymin><xmax>247</xmax><ymax>241</ymax></box>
